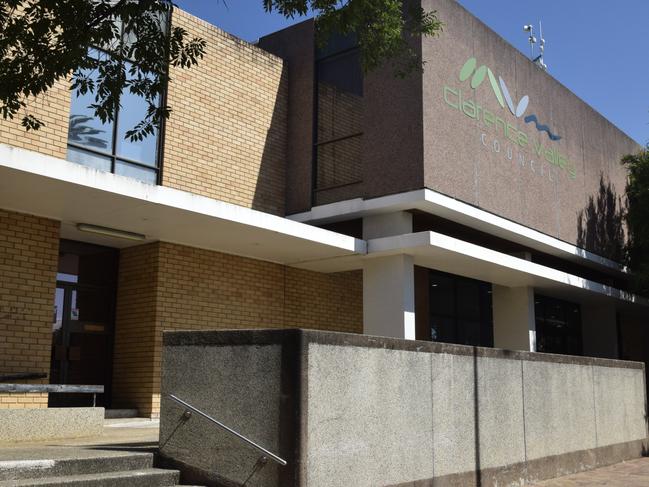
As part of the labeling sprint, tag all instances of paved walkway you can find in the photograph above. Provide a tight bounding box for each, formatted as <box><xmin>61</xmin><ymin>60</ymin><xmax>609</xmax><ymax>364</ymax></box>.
<box><xmin>531</xmin><ymin>457</ymin><xmax>649</xmax><ymax>486</ymax></box>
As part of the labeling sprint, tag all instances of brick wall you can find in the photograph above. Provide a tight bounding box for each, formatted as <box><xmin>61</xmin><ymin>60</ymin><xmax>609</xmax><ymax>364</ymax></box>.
<box><xmin>163</xmin><ymin>9</ymin><xmax>288</xmax><ymax>215</ymax></box>
<box><xmin>111</xmin><ymin>243</ymin><xmax>160</xmax><ymax>413</ymax></box>
<box><xmin>0</xmin><ymin>210</ymin><xmax>60</xmax><ymax>409</ymax></box>
<box><xmin>113</xmin><ymin>241</ymin><xmax>362</xmax><ymax>417</ymax></box>
<box><xmin>0</xmin><ymin>80</ymin><xmax>70</xmax><ymax>159</ymax></box>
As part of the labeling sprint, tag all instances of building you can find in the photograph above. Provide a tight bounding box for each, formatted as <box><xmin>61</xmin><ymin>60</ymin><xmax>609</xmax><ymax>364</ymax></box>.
<box><xmin>0</xmin><ymin>0</ymin><xmax>646</xmax><ymax>419</ymax></box>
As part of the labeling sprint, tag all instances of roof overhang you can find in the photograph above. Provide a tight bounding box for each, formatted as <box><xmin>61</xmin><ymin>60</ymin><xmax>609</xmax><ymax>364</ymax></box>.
<box><xmin>0</xmin><ymin>144</ymin><xmax>366</xmax><ymax>265</ymax></box>
<box><xmin>295</xmin><ymin>231</ymin><xmax>648</xmax><ymax>312</ymax></box>
<box><xmin>289</xmin><ymin>189</ymin><xmax>626</xmax><ymax>276</ymax></box>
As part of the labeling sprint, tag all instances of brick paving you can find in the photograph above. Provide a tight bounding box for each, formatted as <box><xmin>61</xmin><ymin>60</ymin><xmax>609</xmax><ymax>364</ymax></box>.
<box><xmin>531</xmin><ymin>458</ymin><xmax>649</xmax><ymax>486</ymax></box>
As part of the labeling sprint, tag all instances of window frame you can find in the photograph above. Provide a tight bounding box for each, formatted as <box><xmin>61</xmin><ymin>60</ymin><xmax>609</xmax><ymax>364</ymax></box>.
<box><xmin>66</xmin><ymin>13</ymin><xmax>170</xmax><ymax>185</ymax></box>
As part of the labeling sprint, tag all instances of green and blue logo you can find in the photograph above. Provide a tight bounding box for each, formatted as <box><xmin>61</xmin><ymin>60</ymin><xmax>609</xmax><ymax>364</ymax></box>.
<box><xmin>458</xmin><ymin>57</ymin><xmax>561</xmax><ymax>141</ymax></box>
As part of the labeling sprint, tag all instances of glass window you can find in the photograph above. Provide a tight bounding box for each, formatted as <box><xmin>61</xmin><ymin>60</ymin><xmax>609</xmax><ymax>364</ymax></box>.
<box><xmin>66</xmin><ymin>18</ymin><xmax>166</xmax><ymax>183</ymax></box>
<box><xmin>67</xmin><ymin>146</ymin><xmax>112</xmax><ymax>172</ymax></box>
<box><xmin>535</xmin><ymin>295</ymin><xmax>583</xmax><ymax>355</ymax></box>
<box><xmin>115</xmin><ymin>63</ymin><xmax>159</xmax><ymax>166</ymax></box>
<box><xmin>115</xmin><ymin>159</ymin><xmax>157</xmax><ymax>184</ymax></box>
<box><xmin>428</xmin><ymin>270</ymin><xmax>494</xmax><ymax>347</ymax></box>
<box><xmin>314</xmin><ymin>44</ymin><xmax>363</xmax><ymax>193</ymax></box>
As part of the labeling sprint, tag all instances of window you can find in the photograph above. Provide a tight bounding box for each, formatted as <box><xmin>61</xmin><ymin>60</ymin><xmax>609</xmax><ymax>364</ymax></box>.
<box><xmin>429</xmin><ymin>270</ymin><xmax>494</xmax><ymax>347</ymax></box>
<box><xmin>67</xmin><ymin>20</ymin><xmax>165</xmax><ymax>184</ymax></box>
<box><xmin>314</xmin><ymin>35</ymin><xmax>363</xmax><ymax>194</ymax></box>
<box><xmin>535</xmin><ymin>295</ymin><xmax>582</xmax><ymax>355</ymax></box>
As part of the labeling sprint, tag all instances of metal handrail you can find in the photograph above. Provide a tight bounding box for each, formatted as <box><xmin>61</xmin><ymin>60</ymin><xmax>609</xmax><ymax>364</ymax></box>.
<box><xmin>168</xmin><ymin>394</ymin><xmax>288</xmax><ymax>467</ymax></box>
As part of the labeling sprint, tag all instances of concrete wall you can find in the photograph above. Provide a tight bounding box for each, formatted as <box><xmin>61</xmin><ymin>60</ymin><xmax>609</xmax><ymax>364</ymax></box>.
<box><xmin>259</xmin><ymin>1</ymin><xmax>640</xmax><ymax>264</ymax></box>
<box><xmin>421</xmin><ymin>0</ymin><xmax>639</xmax><ymax>256</ymax></box>
<box><xmin>259</xmin><ymin>21</ymin><xmax>316</xmax><ymax>215</ymax></box>
<box><xmin>0</xmin><ymin>407</ymin><xmax>103</xmax><ymax>443</ymax></box>
<box><xmin>160</xmin><ymin>329</ymin><xmax>648</xmax><ymax>487</ymax></box>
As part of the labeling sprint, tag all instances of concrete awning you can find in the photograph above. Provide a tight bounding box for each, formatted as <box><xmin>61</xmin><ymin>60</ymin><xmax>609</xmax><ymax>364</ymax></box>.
<box><xmin>0</xmin><ymin>144</ymin><xmax>365</xmax><ymax>265</ymax></box>
<box><xmin>296</xmin><ymin>231</ymin><xmax>649</xmax><ymax>311</ymax></box>
<box><xmin>290</xmin><ymin>189</ymin><xmax>626</xmax><ymax>276</ymax></box>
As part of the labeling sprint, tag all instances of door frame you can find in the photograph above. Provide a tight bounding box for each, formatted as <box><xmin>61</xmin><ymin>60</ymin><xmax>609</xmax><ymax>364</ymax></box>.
<box><xmin>50</xmin><ymin>279</ymin><xmax>117</xmax><ymax>406</ymax></box>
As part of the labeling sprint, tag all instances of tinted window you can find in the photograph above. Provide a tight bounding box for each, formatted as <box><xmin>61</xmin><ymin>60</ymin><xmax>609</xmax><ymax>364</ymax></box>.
<box><xmin>429</xmin><ymin>270</ymin><xmax>494</xmax><ymax>347</ymax></box>
<box><xmin>535</xmin><ymin>295</ymin><xmax>583</xmax><ymax>355</ymax></box>
<box><xmin>315</xmin><ymin>47</ymin><xmax>363</xmax><ymax>193</ymax></box>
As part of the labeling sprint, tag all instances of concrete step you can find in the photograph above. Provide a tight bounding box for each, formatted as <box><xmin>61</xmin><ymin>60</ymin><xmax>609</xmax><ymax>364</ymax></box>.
<box><xmin>104</xmin><ymin>409</ymin><xmax>139</xmax><ymax>419</ymax></box>
<box><xmin>0</xmin><ymin>450</ymin><xmax>154</xmax><ymax>481</ymax></box>
<box><xmin>0</xmin><ymin>468</ymin><xmax>180</xmax><ymax>486</ymax></box>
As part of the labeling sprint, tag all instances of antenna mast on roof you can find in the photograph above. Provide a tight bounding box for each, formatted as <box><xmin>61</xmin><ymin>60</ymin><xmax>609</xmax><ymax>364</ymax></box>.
<box><xmin>523</xmin><ymin>21</ymin><xmax>548</xmax><ymax>71</ymax></box>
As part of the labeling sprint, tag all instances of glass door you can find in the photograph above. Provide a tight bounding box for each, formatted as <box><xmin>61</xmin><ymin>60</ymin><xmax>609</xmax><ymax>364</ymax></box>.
<box><xmin>49</xmin><ymin>240</ymin><xmax>118</xmax><ymax>407</ymax></box>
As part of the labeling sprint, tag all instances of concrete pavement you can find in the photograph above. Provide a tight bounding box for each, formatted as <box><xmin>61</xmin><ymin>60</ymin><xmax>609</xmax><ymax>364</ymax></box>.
<box><xmin>531</xmin><ymin>457</ymin><xmax>649</xmax><ymax>486</ymax></box>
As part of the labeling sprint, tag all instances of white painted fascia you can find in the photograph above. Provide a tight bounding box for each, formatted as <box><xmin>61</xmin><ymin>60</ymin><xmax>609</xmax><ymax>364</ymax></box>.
<box><xmin>0</xmin><ymin>144</ymin><xmax>366</xmax><ymax>255</ymax></box>
<box><xmin>367</xmin><ymin>231</ymin><xmax>647</xmax><ymax>307</ymax></box>
<box><xmin>289</xmin><ymin>188</ymin><xmax>625</xmax><ymax>275</ymax></box>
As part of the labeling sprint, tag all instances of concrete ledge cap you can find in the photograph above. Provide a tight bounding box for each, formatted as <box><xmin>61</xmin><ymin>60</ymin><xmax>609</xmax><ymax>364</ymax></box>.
<box><xmin>162</xmin><ymin>329</ymin><xmax>644</xmax><ymax>370</ymax></box>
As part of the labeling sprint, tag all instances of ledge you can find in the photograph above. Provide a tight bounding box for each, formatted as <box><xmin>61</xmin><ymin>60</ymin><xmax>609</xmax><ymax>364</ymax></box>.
<box><xmin>0</xmin><ymin>144</ymin><xmax>366</xmax><ymax>265</ymax></box>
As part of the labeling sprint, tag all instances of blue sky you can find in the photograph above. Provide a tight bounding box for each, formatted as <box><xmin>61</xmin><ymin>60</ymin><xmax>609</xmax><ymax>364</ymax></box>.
<box><xmin>175</xmin><ymin>0</ymin><xmax>649</xmax><ymax>146</ymax></box>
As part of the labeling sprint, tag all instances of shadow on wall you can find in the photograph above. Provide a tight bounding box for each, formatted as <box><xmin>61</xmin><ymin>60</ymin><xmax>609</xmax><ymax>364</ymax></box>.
<box><xmin>252</xmin><ymin>65</ymin><xmax>289</xmax><ymax>216</ymax></box>
<box><xmin>577</xmin><ymin>173</ymin><xmax>626</xmax><ymax>263</ymax></box>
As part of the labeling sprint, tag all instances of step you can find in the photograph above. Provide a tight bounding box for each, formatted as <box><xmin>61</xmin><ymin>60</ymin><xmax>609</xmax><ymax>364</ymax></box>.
<box><xmin>0</xmin><ymin>468</ymin><xmax>180</xmax><ymax>486</ymax></box>
<box><xmin>0</xmin><ymin>450</ymin><xmax>153</xmax><ymax>481</ymax></box>
<box><xmin>104</xmin><ymin>409</ymin><xmax>139</xmax><ymax>419</ymax></box>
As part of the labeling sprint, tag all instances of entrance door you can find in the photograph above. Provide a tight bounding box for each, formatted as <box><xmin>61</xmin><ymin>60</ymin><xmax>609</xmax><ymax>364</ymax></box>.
<box><xmin>49</xmin><ymin>240</ymin><xmax>118</xmax><ymax>407</ymax></box>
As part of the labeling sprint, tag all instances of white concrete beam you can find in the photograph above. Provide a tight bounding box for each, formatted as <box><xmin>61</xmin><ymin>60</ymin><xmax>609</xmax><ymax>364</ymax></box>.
<box><xmin>363</xmin><ymin>211</ymin><xmax>412</xmax><ymax>239</ymax></box>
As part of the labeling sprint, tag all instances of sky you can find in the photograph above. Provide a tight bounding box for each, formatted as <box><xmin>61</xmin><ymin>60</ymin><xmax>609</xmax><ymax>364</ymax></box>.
<box><xmin>174</xmin><ymin>0</ymin><xmax>649</xmax><ymax>146</ymax></box>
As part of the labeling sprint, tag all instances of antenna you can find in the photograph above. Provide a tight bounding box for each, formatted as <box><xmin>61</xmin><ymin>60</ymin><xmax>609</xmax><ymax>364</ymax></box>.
<box><xmin>523</xmin><ymin>21</ymin><xmax>548</xmax><ymax>71</ymax></box>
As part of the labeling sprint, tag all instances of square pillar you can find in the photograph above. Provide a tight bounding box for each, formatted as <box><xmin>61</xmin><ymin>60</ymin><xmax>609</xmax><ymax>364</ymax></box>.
<box><xmin>363</xmin><ymin>255</ymin><xmax>416</xmax><ymax>339</ymax></box>
<box><xmin>492</xmin><ymin>285</ymin><xmax>536</xmax><ymax>351</ymax></box>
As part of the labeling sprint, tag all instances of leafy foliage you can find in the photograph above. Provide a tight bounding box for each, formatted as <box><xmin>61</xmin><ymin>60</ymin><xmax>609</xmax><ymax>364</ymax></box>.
<box><xmin>265</xmin><ymin>0</ymin><xmax>443</xmax><ymax>76</ymax></box>
<box><xmin>1</xmin><ymin>0</ymin><xmax>442</xmax><ymax>140</ymax></box>
<box><xmin>0</xmin><ymin>0</ymin><xmax>205</xmax><ymax>140</ymax></box>
<box><xmin>623</xmin><ymin>147</ymin><xmax>649</xmax><ymax>295</ymax></box>
<box><xmin>576</xmin><ymin>174</ymin><xmax>625</xmax><ymax>264</ymax></box>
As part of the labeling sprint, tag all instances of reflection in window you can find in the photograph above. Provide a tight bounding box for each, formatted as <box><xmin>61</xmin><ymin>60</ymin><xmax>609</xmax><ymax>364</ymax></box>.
<box><xmin>314</xmin><ymin>40</ymin><xmax>363</xmax><ymax>193</ymax></box>
<box><xmin>429</xmin><ymin>270</ymin><xmax>494</xmax><ymax>347</ymax></box>
<box><xmin>535</xmin><ymin>295</ymin><xmax>582</xmax><ymax>356</ymax></box>
<box><xmin>66</xmin><ymin>24</ymin><xmax>164</xmax><ymax>184</ymax></box>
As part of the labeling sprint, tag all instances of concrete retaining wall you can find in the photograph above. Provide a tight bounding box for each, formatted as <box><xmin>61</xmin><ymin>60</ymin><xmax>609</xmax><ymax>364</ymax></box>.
<box><xmin>0</xmin><ymin>407</ymin><xmax>104</xmax><ymax>443</ymax></box>
<box><xmin>159</xmin><ymin>330</ymin><xmax>648</xmax><ymax>487</ymax></box>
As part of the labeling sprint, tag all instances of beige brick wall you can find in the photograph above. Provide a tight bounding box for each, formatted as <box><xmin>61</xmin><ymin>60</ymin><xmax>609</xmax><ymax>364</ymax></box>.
<box><xmin>163</xmin><ymin>9</ymin><xmax>288</xmax><ymax>215</ymax></box>
<box><xmin>112</xmin><ymin>243</ymin><xmax>160</xmax><ymax>413</ymax></box>
<box><xmin>113</xmin><ymin>241</ymin><xmax>362</xmax><ymax>417</ymax></box>
<box><xmin>0</xmin><ymin>210</ymin><xmax>60</xmax><ymax>409</ymax></box>
<box><xmin>0</xmin><ymin>80</ymin><xmax>70</xmax><ymax>159</ymax></box>
<box><xmin>1</xmin><ymin>9</ymin><xmax>288</xmax><ymax>217</ymax></box>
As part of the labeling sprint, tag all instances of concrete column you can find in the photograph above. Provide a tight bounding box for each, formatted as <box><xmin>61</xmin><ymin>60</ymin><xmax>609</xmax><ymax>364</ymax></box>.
<box><xmin>581</xmin><ymin>302</ymin><xmax>618</xmax><ymax>359</ymax></box>
<box><xmin>363</xmin><ymin>255</ymin><xmax>416</xmax><ymax>339</ymax></box>
<box><xmin>362</xmin><ymin>211</ymin><xmax>412</xmax><ymax>239</ymax></box>
<box><xmin>492</xmin><ymin>285</ymin><xmax>536</xmax><ymax>351</ymax></box>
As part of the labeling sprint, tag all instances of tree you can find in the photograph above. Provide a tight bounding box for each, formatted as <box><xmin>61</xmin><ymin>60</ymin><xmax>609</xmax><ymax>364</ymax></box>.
<box><xmin>623</xmin><ymin>147</ymin><xmax>649</xmax><ymax>295</ymax></box>
<box><xmin>0</xmin><ymin>0</ymin><xmax>442</xmax><ymax>140</ymax></box>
